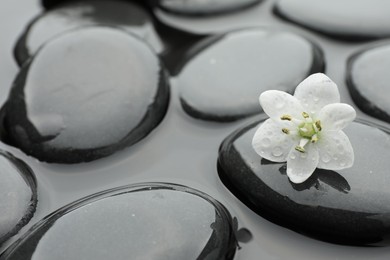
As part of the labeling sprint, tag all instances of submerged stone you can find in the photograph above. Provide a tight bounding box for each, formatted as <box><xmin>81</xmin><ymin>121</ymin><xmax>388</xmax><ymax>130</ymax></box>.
<box><xmin>0</xmin><ymin>183</ymin><xmax>237</xmax><ymax>260</ymax></box>
<box><xmin>274</xmin><ymin>0</ymin><xmax>390</xmax><ymax>41</ymax></box>
<box><xmin>347</xmin><ymin>43</ymin><xmax>390</xmax><ymax>123</ymax></box>
<box><xmin>156</xmin><ymin>0</ymin><xmax>262</xmax><ymax>16</ymax></box>
<box><xmin>15</xmin><ymin>0</ymin><xmax>163</xmax><ymax>66</ymax></box>
<box><xmin>218</xmin><ymin>118</ymin><xmax>390</xmax><ymax>245</ymax></box>
<box><xmin>2</xmin><ymin>26</ymin><xmax>170</xmax><ymax>163</ymax></box>
<box><xmin>0</xmin><ymin>151</ymin><xmax>37</xmax><ymax>245</ymax></box>
<box><xmin>177</xmin><ymin>29</ymin><xmax>324</xmax><ymax>122</ymax></box>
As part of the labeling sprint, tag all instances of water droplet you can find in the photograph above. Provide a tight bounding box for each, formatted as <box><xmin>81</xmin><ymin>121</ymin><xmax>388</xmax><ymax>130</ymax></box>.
<box><xmin>300</xmin><ymin>153</ymin><xmax>307</xmax><ymax>159</ymax></box>
<box><xmin>322</xmin><ymin>154</ymin><xmax>331</xmax><ymax>163</ymax></box>
<box><xmin>339</xmin><ymin>161</ymin><xmax>346</xmax><ymax>167</ymax></box>
<box><xmin>272</xmin><ymin>147</ymin><xmax>283</xmax><ymax>157</ymax></box>
<box><xmin>290</xmin><ymin>154</ymin><xmax>296</xmax><ymax>160</ymax></box>
<box><xmin>261</xmin><ymin>138</ymin><xmax>271</xmax><ymax>147</ymax></box>
<box><xmin>333</xmin><ymin>155</ymin><xmax>339</xmax><ymax>161</ymax></box>
<box><xmin>314</xmin><ymin>97</ymin><xmax>319</xmax><ymax>103</ymax></box>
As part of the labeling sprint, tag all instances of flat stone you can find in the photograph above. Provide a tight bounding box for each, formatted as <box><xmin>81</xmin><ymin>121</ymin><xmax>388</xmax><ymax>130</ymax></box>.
<box><xmin>1</xmin><ymin>26</ymin><xmax>170</xmax><ymax>163</ymax></box>
<box><xmin>0</xmin><ymin>151</ymin><xmax>37</xmax><ymax>245</ymax></box>
<box><xmin>0</xmin><ymin>183</ymin><xmax>237</xmax><ymax>260</ymax></box>
<box><xmin>15</xmin><ymin>0</ymin><xmax>163</xmax><ymax>66</ymax></box>
<box><xmin>177</xmin><ymin>29</ymin><xmax>324</xmax><ymax>121</ymax></box>
<box><xmin>274</xmin><ymin>0</ymin><xmax>390</xmax><ymax>41</ymax></box>
<box><xmin>347</xmin><ymin>43</ymin><xmax>390</xmax><ymax>123</ymax></box>
<box><xmin>218</xmin><ymin>118</ymin><xmax>390</xmax><ymax>245</ymax></box>
<box><xmin>156</xmin><ymin>0</ymin><xmax>262</xmax><ymax>16</ymax></box>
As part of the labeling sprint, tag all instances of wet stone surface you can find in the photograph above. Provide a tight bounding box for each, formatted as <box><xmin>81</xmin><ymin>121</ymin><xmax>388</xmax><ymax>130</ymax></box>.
<box><xmin>0</xmin><ymin>183</ymin><xmax>237</xmax><ymax>260</ymax></box>
<box><xmin>177</xmin><ymin>29</ymin><xmax>324</xmax><ymax>122</ymax></box>
<box><xmin>1</xmin><ymin>26</ymin><xmax>170</xmax><ymax>164</ymax></box>
<box><xmin>218</xmin><ymin>119</ymin><xmax>390</xmax><ymax>245</ymax></box>
<box><xmin>15</xmin><ymin>0</ymin><xmax>163</xmax><ymax>66</ymax></box>
<box><xmin>274</xmin><ymin>0</ymin><xmax>390</xmax><ymax>41</ymax></box>
<box><xmin>156</xmin><ymin>0</ymin><xmax>262</xmax><ymax>16</ymax></box>
<box><xmin>347</xmin><ymin>43</ymin><xmax>390</xmax><ymax>123</ymax></box>
<box><xmin>0</xmin><ymin>151</ymin><xmax>37</xmax><ymax>245</ymax></box>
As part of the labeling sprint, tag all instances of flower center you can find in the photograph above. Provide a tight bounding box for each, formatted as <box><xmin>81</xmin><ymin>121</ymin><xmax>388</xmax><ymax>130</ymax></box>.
<box><xmin>281</xmin><ymin>112</ymin><xmax>322</xmax><ymax>153</ymax></box>
<box><xmin>298</xmin><ymin>122</ymin><xmax>316</xmax><ymax>139</ymax></box>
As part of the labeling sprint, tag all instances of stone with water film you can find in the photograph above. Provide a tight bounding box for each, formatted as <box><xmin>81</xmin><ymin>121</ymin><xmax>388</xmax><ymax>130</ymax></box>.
<box><xmin>347</xmin><ymin>43</ymin><xmax>390</xmax><ymax>123</ymax></box>
<box><xmin>218</xmin><ymin>118</ymin><xmax>390</xmax><ymax>245</ymax></box>
<box><xmin>177</xmin><ymin>28</ymin><xmax>324</xmax><ymax>122</ymax></box>
<box><xmin>274</xmin><ymin>0</ymin><xmax>390</xmax><ymax>40</ymax></box>
<box><xmin>0</xmin><ymin>151</ymin><xmax>37</xmax><ymax>245</ymax></box>
<box><xmin>14</xmin><ymin>0</ymin><xmax>163</xmax><ymax>66</ymax></box>
<box><xmin>0</xmin><ymin>183</ymin><xmax>237</xmax><ymax>260</ymax></box>
<box><xmin>1</xmin><ymin>26</ymin><xmax>170</xmax><ymax>163</ymax></box>
<box><xmin>156</xmin><ymin>0</ymin><xmax>262</xmax><ymax>16</ymax></box>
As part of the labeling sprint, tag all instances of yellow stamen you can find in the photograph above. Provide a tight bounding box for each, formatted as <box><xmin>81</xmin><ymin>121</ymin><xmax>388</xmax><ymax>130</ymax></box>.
<box><xmin>282</xmin><ymin>128</ymin><xmax>290</xmax><ymax>134</ymax></box>
<box><xmin>280</xmin><ymin>115</ymin><xmax>292</xmax><ymax>121</ymax></box>
<box><xmin>315</xmin><ymin>120</ymin><xmax>322</xmax><ymax>131</ymax></box>
<box><xmin>302</xmin><ymin>112</ymin><xmax>310</xmax><ymax>119</ymax></box>
<box><xmin>311</xmin><ymin>134</ymin><xmax>318</xmax><ymax>143</ymax></box>
<box><xmin>295</xmin><ymin>146</ymin><xmax>305</xmax><ymax>153</ymax></box>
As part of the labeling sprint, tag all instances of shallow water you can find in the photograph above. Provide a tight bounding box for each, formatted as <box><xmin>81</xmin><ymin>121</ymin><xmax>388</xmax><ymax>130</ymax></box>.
<box><xmin>2</xmin><ymin>0</ymin><xmax>390</xmax><ymax>259</ymax></box>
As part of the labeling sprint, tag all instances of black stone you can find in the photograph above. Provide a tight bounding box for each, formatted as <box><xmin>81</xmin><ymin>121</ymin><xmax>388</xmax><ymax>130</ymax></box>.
<box><xmin>15</xmin><ymin>0</ymin><xmax>163</xmax><ymax>66</ymax></box>
<box><xmin>1</xmin><ymin>26</ymin><xmax>170</xmax><ymax>164</ymax></box>
<box><xmin>218</xmin><ymin>118</ymin><xmax>390</xmax><ymax>245</ymax></box>
<box><xmin>347</xmin><ymin>43</ymin><xmax>390</xmax><ymax>123</ymax></box>
<box><xmin>0</xmin><ymin>151</ymin><xmax>37</xmax><ymax>245</ymax></box>
<box><xmin>41</xmin><ymin>0</ymin><xmax>151</xmax><ymax>11</ymax></box>
<box><xmin>0</xmin><ymin>183</ymin><xmax>237</xmax><ymax>260</ymax></box>
<box><xmin>274</xmin><ymin>0</ymin><xmax>390</xmax><ymax>41</ymax></box>
<box><xmin>156</xmin><ymin>0</ymin><xmax>262</xmax><ymax>16</ymax></box>
<box><xmin>177</xmin><ymin>29</ymin><xmax>324</xmax><ymax>122</ymax></box>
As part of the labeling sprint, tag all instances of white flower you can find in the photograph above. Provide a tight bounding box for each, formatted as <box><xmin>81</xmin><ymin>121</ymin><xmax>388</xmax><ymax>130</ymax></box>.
<box><xmin>252</xmin><ymin>73</ymin><xmax>356</xmax><ymax>184</ymax></box>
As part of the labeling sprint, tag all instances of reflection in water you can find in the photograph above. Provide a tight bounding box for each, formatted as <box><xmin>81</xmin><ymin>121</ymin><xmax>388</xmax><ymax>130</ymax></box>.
<box><xmin>277</xmin><ymin>165</ymin><xmax>351</xmax><ymax>193</ymax></box>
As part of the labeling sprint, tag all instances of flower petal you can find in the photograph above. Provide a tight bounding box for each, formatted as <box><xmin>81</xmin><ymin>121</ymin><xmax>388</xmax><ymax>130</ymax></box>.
<box><xmin>317</xmin><ymin>103</ymin><xmax>356</xmax><ymax>131</ymax></box>
<box><xmin>252</xmin><ymin>119</ymin><xmax>298</xmax><ymax>162</ymax></box>
<box><xmin>294</xmin><ymin>73</ymin><xmax>340</xmax><ymax>116</ymax></box>
<box><xmin>260</xmin><ymin>90</ymin><xmax>304</xmax><ymax>120</ymax></box>
<box><xmin>287</xmin><ymin>144</ymin><xmax>319</xmax><ymax>184</ymax></box>
<box><xmin>317</xmin><ymin>131</ymin><xmax>354</xmax><ymax>170</ymax></box>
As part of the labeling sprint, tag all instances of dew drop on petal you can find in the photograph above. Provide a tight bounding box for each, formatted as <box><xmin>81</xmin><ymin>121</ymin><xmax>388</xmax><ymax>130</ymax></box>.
<box><xmin>290</xmin><ymin>153</ymin><xmax>296</xmax><ymax>160</ymax></box>
<box><xmin>337</xmin><ymin>144</ymin><xmax>345</xmax><ymax>154</ymax></box>
<box><xmin>339</xmin><ymin>161</ymin><xmax>346</xmax><ymax>167</ymax></box>
<box><xmin>261</xmin><ymin>138</ymin><xmax>271</xmax><ymax>147</ymax></box>
<box><xmin>333</xmin><ymin>155</ymin><xmax>339</xmax><ymax>161</ymax></box>
<box><xmin>322</xmin><ymin>154</ymin><xmax>331</xmax><ymax>163</ymax></box>
<box><xmin>272</xmin><ymin>147</ymin><xmax>283</xmax><ymax>157</ymax></box>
